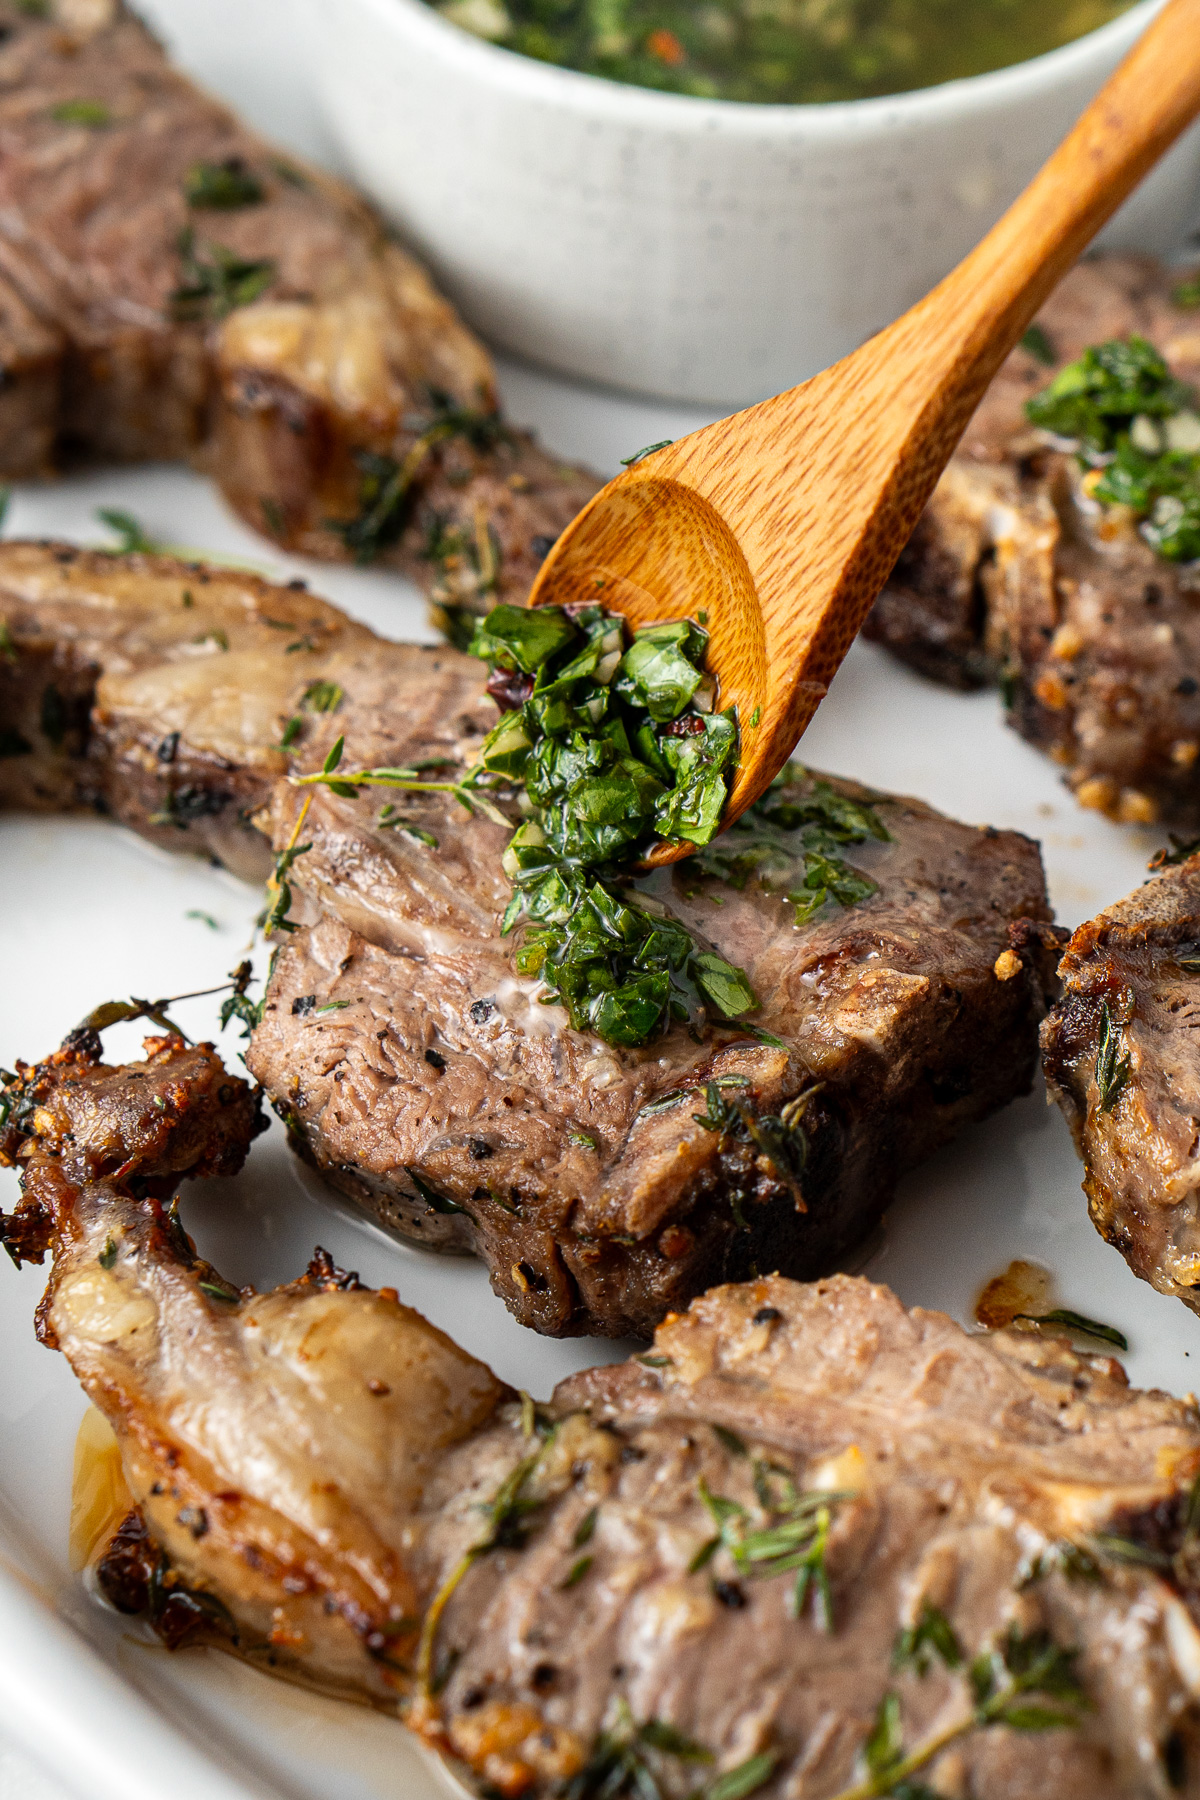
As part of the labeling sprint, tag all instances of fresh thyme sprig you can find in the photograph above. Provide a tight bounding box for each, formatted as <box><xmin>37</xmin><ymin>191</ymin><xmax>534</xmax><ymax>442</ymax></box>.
<box><xmin>832</xmin><ymin>1618</ymin><xmax>1088</xmax><ymax>1800</ymax></box>
<box><xmin>415</xmin><ymin>1443</ymin><xmax>547</xmax><ymax>1702</ymax></box>
<box><xmin>289</xmin><ymin>734</ymin><xmax>511</xmax><ymax>827</ymax></box>
<box><xmin>1094</xmin><ymin>1000</ymin><xmax>1131</xmax><ymax>1114</ymax></box>
<box><xmin>565</xmin><ymin>1699</ymin><xmax>713</xmax><ymax>1800</ymax></box>
<box><xmin>690</xmin><ymin>1464</ymin><xmax>852</xmax><ymax>1631</ymax></box>
<box><xmin>73</xmin><ymin>981</ymin><xmax>245</xmax><ymax>1043</ymax></box>
<box><xmin>691</xmin><ymin>1081</ymin><xmax>820</xmax><ymax>1203</ymax></box>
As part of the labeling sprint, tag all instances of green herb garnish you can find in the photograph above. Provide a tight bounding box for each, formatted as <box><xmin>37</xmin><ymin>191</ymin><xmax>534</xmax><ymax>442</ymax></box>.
<box><xmin>620</xmin><ymin>439</ymin><xmax>674</xmax><ymax>466</ymax></box>
<box><xmin>98</xmin><ymin>1237</ymin><xmax>118</xmax><ymax>1270</ymax></box>
<box><xmin>1094</xmin><ymin>999</ymin><xmax>1131</xmax><ymax>1114</ymax></box>
<box><xmin>830</xmin><ymin>1625</ymin><xmax>1088</xmax><ymax>1800</ymax></box>
<box><xmin>1019</xmin><ymin>323</ymin><xmax>1056</xmax><ymax>365</ymax></box>
<box><xmin>565</xmin><ymin>1699</ymin><xmax>712</xmax><ymax>1800</ymax></box>
<box><xmin>171</xmin><ymin>227</ymin><xmax>276</xmax><ymax>322</ymax></box>
<box><xmin>296</xmin><ymin>602</ymin><xmax>754</xmax><ymax>1048</ymax></box>
<box><xmin>706</xmin><ymin>1752</ymin><xmax>780</xmax><ymax>1800</ymax></box>
<box><xmin>185</xmin><ymin>910</ymin><xmax>220</xmax><ymax>930</ymax></box>
<box><xmin>302</xmin><ymin>679</ymin><xmax>343</xmax><ymax>714</ymax></box>
<box><xmin>97</xmin><ymin>508</ymin><xmax>161</xmax><ymax>555</ymax></box>
<box><xmin>51</xmin><ymin>99</ymin><xmax>110</xmax><ymax>126</ymax></box>
<box><xmin>184</xmin><ymin>158</ymin><xmax>264</xmax><ymax>209</ymax></box>
<box><xmin>692</xmin><ymin>1466</ymin><xmax>850</xmax><ymax>1631</ymax></box>
<box><xmin>1026</xmin><ymin>336</ymin><xmax>1200</xmax><ymax>561</ymax></box>
<box><xmin>1012</xmin><ymin>1308</ymin><xmax>1128</xmax><ymax>1350</ymax></box>
<box><xmin>692</xmin><ymin>772</ymin><xmax>887</xmax><ymax>925</ymax></box>
<box><xmin>1173</xmin><ymin>276</ymin><xmax>1200</xmax><ymax>311</ymax></box>
<box><xmin>330</xmin><ymin>400</ymin><xmax>506</xmax><ymax>564</ymax></box>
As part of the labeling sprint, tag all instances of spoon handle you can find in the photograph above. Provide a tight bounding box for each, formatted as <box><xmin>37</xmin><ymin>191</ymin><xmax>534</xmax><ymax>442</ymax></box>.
<box><xmin>877</xmin><ymin>0</ymin><xmax>1200</xmax><ymax>468</ymax></box>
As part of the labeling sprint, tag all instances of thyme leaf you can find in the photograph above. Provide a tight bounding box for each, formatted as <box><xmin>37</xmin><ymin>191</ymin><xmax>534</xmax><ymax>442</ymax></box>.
<box><xmin>695</xmin><ymin>1468</ymin><xmax>850</xmax><ymax>1631</ymax></box>
<box><xmin>51</xmin><ymin>99</ymin><xmax>109</xmax><ymax>126</ymax></box>
<box><xmin>302</xmin><ymin>679</ymin><xmax>343</xmax><ymax>714</ymax></box>
<box><xmin>171</xmin><ymin>227</ymin><xmax>276</xmax><ymax>322</ymax></box>
<box><xmin>1094</xmin><ymin>1000</ymin><xmax>1131</xmax><ymax>1113</ymax></box>
<box><xmin>620</xmin><ymin>439</ymin><xmax>674</xmax><ymax>466</ymax></box>
<box><xmin>829</xmin><ymin>1625</ymin><xmax>1088</xmax><ymax>1800</ymax></box>
<box><xmin>1019</xmin><ymin>324</ymin><xmax>1056</xmax><ymax>365</ymax></box>
<box><xmin>706</xmin><ymin>1751</ymin><xmax>780</xmax><ymax>1800</ymax></box>
<box><xmin>892</xmin><ymin>1602</ymin><xmax>962</xmax><ymax>1676</ymax></box>
<box><xmin>97</xmin><ymin>508</ymin><xmax>161</xmax><ymax>555</ymax></box>
<box><xmin>564</xmin><ymin>1699</ymin><xmax>712</xmax><ymax>1800</ymax></box>
<box><xmin>184</xmin><ymin>158</ymin><xmax>264</xmax><ymax>209</ymax></box>
<box><xmin>1012</xmin><ymin>1308</ymin><xmax>1128</xmax><ymax>1351</ymax></box>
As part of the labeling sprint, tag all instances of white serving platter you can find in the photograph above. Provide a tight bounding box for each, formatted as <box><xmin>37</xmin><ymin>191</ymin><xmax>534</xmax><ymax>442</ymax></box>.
<box><xmin>3</xmin><ymin>5</ymin><xmax>1200</xmax><ymax>1797</ymax></box>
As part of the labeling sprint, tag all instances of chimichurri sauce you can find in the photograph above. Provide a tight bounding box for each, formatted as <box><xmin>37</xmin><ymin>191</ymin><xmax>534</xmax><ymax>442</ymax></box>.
<box><xmin>428</xmin><ymin>0</ymin><xmax>1137</xmax><ymax>104</ymax></box>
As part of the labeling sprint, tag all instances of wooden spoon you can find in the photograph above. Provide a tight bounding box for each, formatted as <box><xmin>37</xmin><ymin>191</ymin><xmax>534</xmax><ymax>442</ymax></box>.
<box><xmin>527</xmin><ymin>0</ymin><xmax>1200</xmax><ymax>864</ymax></box>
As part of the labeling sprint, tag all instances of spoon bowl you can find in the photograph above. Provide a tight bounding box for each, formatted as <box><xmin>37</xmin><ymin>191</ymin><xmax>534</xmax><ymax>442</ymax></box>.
<box><xmin>529</xmin><ymin>0</ymin><xmax>1200</xmax><ymax>865</ymax></box>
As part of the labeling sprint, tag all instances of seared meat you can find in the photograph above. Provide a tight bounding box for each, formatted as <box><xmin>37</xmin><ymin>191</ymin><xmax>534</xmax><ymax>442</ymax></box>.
<box><xmin>0</xmin><ymin>540</ymin><xmax>1060</xmax><ymax>1337</ymax></box>
<box><xmin>864</xmin><ymin>255</ymin><xmax>1200</xmax><ymax>828</ymax></box>
<box><xmin>8</xmin><ymin>1041</ymin><xmax>1200</xmax><ymax>1799</ymax></box>
<box><xmin>1042</xmin><ymin>852</ymin><xmax>1200</xmax><ymax>1314</ymax></box>
<box><xmin>0</xmin><ymin>0</ymin><xmax>598</xmax><ymax>605</ymax></box>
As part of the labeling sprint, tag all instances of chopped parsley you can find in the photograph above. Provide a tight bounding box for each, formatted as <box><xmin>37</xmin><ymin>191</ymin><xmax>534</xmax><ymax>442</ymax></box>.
<box><xmin>1026</xmin><ymin>336</ymin><xmax>1200</xmax><ymax>561</ymax></box>
<box><xmin>473</xmin><ymin>603</ymin><xmax>754</xmax><ymax>1044</ymax></box>
<box><xmin>692</xmin><ymin>773</ymin><xmax>887</xmax><ymax>924</ymax></box>
<box><xmin>296</xmin><ymin>601</ymin><xmax>756</xmax><ymax>1047</ymax></box>
<box><xmin>428</xmin><ymin>0</ymin><xmax>1136</xmax><ymax>106</ymax></box>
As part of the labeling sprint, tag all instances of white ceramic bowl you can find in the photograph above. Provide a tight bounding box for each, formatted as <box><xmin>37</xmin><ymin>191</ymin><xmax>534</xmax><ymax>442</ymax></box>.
<box><xmin>307</xmin><ymin>0</ymin><xmax>1200</xmax><ymax>406</ymax></box>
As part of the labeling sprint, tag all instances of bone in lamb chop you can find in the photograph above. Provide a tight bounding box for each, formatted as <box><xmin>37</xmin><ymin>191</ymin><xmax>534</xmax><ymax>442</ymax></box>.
<box><xmin>6</xmin><ymin>1034</ymin><xmax>1200</xmax><ymax>1800</ymax></box>
<box><xmin>0</xmin><ymin>541</ymin><xmax>1062</xmax><ymax>1337</ymax></box>
<box><xmin>864</xmin><ymin>254</ymin><xmax>1200</xmax><ymax>829</ymax></box>
<box><xmin>1042</xmin><ymin>847</ymin><xmax>1200</xmax><ymax>1315</ymax></box>
<box><xmin>0</xmin><ymin>0</ymin><xmax>599</xmax><ymax>617</ymax></box>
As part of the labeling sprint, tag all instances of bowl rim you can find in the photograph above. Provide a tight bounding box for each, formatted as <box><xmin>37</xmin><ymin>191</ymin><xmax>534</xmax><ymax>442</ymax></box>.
<box><xmin>340</xmin><ymin>0</ymin><xmax>1166</xmax><ymax>132</ymax></box>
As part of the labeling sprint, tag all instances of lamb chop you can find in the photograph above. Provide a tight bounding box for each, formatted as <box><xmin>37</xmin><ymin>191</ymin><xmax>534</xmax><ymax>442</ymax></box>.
<box><xmin>864</xmin><ymin>254</ymin><xmax>1200</xmax><ymax>828</ymax></box>
<box><xmin>6</xmin><ymin>1033</ymin><xmax>1200</xmax><ymax>1800</ymax></box>
<box><xmin>1042</xmin><ymin>849</ymin><xmax>1200</xmax><ymax>1315</ymax></box>
<box><xmin>0</xmin><ymin>0</ymin><xmax>599</xmax><ymax>617</ymax></box>
<box><xmin>0</xmin><ymin>540</ymin><xmax>1061</xmax><ymax>1336</ymax></box>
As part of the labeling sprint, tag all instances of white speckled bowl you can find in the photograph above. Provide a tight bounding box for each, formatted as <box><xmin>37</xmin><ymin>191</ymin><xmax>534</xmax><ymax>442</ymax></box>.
<box><xmin>305</xmin><ymin>0</ymin><xmax>1200</xmax><ymax>406</ymax></box>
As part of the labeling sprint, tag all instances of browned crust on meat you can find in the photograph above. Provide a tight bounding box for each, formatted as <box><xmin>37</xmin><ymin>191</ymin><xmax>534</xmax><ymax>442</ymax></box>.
<box><xmin>1043</xmin><ymin>857</ymin><xmax>1200</xmax><ymax>1308</ymax></box>
<box><xmin>864</xmin><ymin>255</ymin><xmax>1200</xmax><ymax>827</ymax></box>
<box><xmin>0</xmin><ymin>0</ymin><xmax>598</xmax><ymax>606</ymax></box>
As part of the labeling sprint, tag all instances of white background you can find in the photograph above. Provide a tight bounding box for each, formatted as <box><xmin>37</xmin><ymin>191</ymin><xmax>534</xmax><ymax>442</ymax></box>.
<box><xmin>1</xmin><ymin>2</ymin><xmax>1199</xmax><ymax>1795</ymax></box>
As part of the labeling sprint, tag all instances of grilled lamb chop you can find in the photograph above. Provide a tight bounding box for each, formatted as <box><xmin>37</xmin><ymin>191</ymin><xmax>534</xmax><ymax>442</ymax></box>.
<box><xmin>7</xmin><ymin>1036</ymin><xmax>1200</xmax><ymax>1799</ymax></box>
<box><xmin>864</xmin><ymin>254</ymin><xmax>1200</xmax><ymax>828</ymax></box>
<box><xmin>1042</xmin><ymin>851</ymin><xmax>1200</xmax><ymax>1314</ymax></box>
<box><xmin>0</xmin><ymin>0</ymin><xmax>598</xmax><ymax>611</ymax></box>
<box><xmin>0</xmin><ymin>540</ymin><xmax>1061</xmax><ymax>1337</ymax></box>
